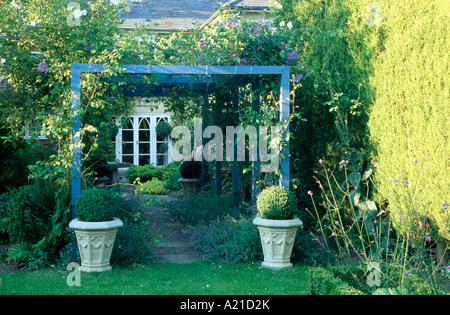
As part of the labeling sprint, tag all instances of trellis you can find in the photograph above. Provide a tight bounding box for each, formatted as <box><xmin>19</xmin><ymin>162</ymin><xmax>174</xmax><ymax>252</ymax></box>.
<box><xmin>71</xmin><ymin>64</ymin><xmax>290</xmax><ymax>217</ymax></box>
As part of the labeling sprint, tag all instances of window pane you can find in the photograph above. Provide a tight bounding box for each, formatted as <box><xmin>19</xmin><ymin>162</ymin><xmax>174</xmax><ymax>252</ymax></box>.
<box><xmin>123</xmin><ymin>118</ymin><xmax>133</xmax><ymax>129</ymax></box>
<box><xmin>156</xmin><ymin>154</ymin><xmax>167</xmax><ymax>166</ymax></box>
<box><xmin>122</xmin><ymin>155</ymin><xmax>133</xmax><ymax>164</ymax></box>
<box><xmin>123</xmin><ymin>130</ymin><xmax>133</xmax><ymax>142</ymax></box>
<box><xmin>139</xmin><ymin>130</ymin><xmax>150</xmax><ymax>142</ymax></box>
<box><xmin>123</xmin><ymin>142</ymin><xmax>134</xmax><ymax>155</ymax></box>
<box><xmin>139</xmin><ymin>142</ymin><xmax>150</xmax><ymax>154</ymax></box>
<box><xmin>139</xmin><ymin>155</ymin><xmax>150</xmax><ymax>166</ymax></box>
<box><xmin>139</xmin><ymin>118</ymin><xmax>150</xmax><ymax>130</ymax></box>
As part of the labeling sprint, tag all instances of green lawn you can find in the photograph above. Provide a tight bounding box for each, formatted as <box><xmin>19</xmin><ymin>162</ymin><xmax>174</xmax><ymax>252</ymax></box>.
<box><xmin>0</xmin><ymin>261</ymin><xmax>310</xmax><ymax>295</ymax></box>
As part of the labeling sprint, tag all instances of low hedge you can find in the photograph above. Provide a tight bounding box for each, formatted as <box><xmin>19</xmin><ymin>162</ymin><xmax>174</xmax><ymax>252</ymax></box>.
<box><xmin>307</xmin><ymin>267</ymin><xmax>364</xmax><ymax>295</ymax></box>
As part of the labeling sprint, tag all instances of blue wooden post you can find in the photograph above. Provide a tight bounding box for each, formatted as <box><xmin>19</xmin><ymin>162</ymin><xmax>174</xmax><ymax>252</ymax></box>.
<box><xmin>71</xmin><ymin>65</ymin><xmax>82</xmax><ymax>219</ymax></box>
<box><xmin>251</xmin><ymin>77</ymin><xmax>261</xmax><ymax>206</ymax></box>
<box><xmin>279</xmin><ymin>68</ymin><xmax>290</xmax><ymax>189</ymax></box>
<box><xmin>231</xmin><ymin>92</ymin><xmax>239</xmax><ymax>210</ymax></box>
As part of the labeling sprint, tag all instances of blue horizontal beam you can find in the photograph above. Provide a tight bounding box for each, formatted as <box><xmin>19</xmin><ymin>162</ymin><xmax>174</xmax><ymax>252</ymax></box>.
<box><xmin>72</xmin><ymin>64</ymin><xmax>290</xmax><ymax>76</ymax></box>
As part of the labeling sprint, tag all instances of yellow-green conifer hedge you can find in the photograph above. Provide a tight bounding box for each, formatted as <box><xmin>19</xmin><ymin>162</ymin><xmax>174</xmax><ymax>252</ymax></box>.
<box><xmin>368</xmin><ymin>0</ymin><xmax>449</xmax><ymax>240</ymax></box>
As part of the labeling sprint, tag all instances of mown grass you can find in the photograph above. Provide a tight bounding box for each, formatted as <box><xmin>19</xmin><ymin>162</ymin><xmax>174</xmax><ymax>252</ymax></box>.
<box><xmin>0</xmin><ymin>261</ymin><xmax>311</xmax><ymax>295</ymax></box>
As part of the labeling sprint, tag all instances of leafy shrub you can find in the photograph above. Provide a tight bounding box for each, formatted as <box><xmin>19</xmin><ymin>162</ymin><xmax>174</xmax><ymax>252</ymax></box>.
<box><xmin>188</xmin><ymin>217</ymin><xmax>263</xmax><ymax>264</ymax></box>
<box><xmin>136</xmin><ymin>178</ymin><xmax>169</xmax><ymax>195</ymax></box>
<box><xmin>179</xmin><ymin>161</ymin><xmax>202</xmax><ymax>179</ymax></box>
<box><xmin>125</xmin><ymin>162</ymin><xmax>180</xmax><ymax>185</ymax></box>
<box><xmin>164</xmin><ymin>166</ymin><xmax>182</xmax><ymax>191</ymax></box>
<box><xmin>75</xmin><ymin>187</ymin><xmax>119</xmax><ymax>222</ymax></box>
<box><xmin>3</xmin><ymin>180</ymin><xmax>72</xmax><ymax>268</ymax></box>
<box><xmin>307</xmin><ymin>267</ymin><xmax>364</xmax><ymax>295</ymax></box>
<box><xmin>158</xmin><ymin>143</ymin><xmax>169</xmax><ymax>153</ymax></box>
<box><xmin>85</xmin><ymin>121</ymin><xmax>117</xmax><ymax>177</ymax></box>
<box><xmin>5</xmin><ymin>180</ymin><xmax>70</xmax><ymax>243</ymax></box>
<box><xmin>166</xmin><ymin>190</ymin><xmax>235</xmax><ymax>226</ymax></box>
<box><xmin>5</xmin><ymin>186</ymin><xmax>32</xmax><ymax>245</ymax></box>
<box><xmin>0</xmin><ymin>192</ymin><xmax>10</xmax><ymax>242</ymax></box>
<box><xmin>125</xmin><ymin>164</ymin><xmax>164</xmax><ymax>183</ymax></box>
<box><xmin>274</xmin><ymin>0</ymin><xmax>380</xmax><ymax>228</ymax></box>
<box><xmin>161</xmin><ymin>161</ymin><xmax>180</xmax><ymax>175</ymax></box>
<box><xmin>0</xmin><ymin>128</ymin><xmax>32</xmax><ymax>193</ymax></box>
<box><xmin>256</xmin><ymin>186</ymin><xmax>298</xmax><ymax>220</ymax></box>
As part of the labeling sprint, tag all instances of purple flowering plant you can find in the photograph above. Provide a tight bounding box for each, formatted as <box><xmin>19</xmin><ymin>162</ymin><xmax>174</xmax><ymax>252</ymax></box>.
<box><xmin>37</xmin><ymin>61</ymin><xmax>48</xmax><ymax>72</ymax></box>
<box><xmin>163</xmin><ymin>8</ymin><xmax>303</xmax><ymax>82</ymax></box>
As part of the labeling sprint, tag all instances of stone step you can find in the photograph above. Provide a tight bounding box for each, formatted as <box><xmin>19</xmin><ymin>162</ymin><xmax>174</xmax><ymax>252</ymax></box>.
<box><xmin>136</xmin><ymin>194</ymin><xmax>201</xmax><ymax>264</ymax></box>
<box><xmin>153</xmin><ymin>254</ymin><xmax>201</xmax><ymax>264</ymax></box>
<box><xmin>154</xmin><ymin>246</ymin><xmax>197</xmax><ymax>256</ymax></box>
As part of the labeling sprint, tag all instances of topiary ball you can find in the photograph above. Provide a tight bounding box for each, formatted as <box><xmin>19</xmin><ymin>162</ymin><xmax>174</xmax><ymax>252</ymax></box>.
<box><xmin>75</xmin><ymin>187</ymin><xmax>118</xmax><ymax>222</ymax></box>
<box><xmin>156</xmin><ymin>121</ymin><xmax>172</xmax><ymax>138</ymax></box>
<box><xmin>256</xmin><ymin>186</ymin><xmax>298</xmax><ymax>220</ymax></box>
<box><xmin>179</xmin><ymin>161</ymin><xmax>202</xmax><ymax>179</ymax></box>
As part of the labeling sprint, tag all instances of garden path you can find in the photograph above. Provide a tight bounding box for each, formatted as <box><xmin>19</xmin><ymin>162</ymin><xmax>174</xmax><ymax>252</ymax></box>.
<box><xmin>119</xmin><ymin>189</ymin><xmax>201</xmax><ymax>264</ymax></box>
<box><xmin>143</xmin><ymin>196</ymin><xmax>201</xmax><ymax>264</ymax></box>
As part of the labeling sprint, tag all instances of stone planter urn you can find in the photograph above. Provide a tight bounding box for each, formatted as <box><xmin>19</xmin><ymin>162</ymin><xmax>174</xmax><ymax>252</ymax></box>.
<box><xmin>178</xmin><ymin>178</ymin><xmax>200</xmax><ymax>199</ymax></box>
<box><xmin>253</xmin><ymin>185</ymin><xmax>303</xmax><ymax>269</ymax></box>
<box><xmin>178</xmin><ymin>161</ymin><xmax>202</xmax><ymax>199</ymax></box>
<box><xmin>253</xmin><ymin>216</ymin><xmax>303</xmax><ymax>269</ymax></box>
<box><xmin>69</xmin><ymin>218</ymin><xmax>123</xmax><ymax>272</ymax></box>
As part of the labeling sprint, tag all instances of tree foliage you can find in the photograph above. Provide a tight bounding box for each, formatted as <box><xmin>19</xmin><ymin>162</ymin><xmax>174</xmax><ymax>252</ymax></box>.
<box><xmin>0</xmin><ymin>0</ymin><xmax>144</xmax><ymax>180</ymax></box>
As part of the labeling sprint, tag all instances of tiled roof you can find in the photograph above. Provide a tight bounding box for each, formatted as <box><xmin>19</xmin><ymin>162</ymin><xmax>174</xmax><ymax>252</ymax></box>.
<box><xmin>230</xmin><ymin>0</ymin><xmax>270</xmax><ymax>9</ymax></box>
<box><xmin>119</xmin><ymin>0</ymin><xmax>269</xmax><ymax>31</ymax></box>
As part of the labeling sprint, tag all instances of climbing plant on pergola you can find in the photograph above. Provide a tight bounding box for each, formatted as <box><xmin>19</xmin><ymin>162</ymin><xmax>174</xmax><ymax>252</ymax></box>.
<box><xmin>71</xmin><ymin>64</ymin><xmax>291</xmax><ymax>218</ymax></box>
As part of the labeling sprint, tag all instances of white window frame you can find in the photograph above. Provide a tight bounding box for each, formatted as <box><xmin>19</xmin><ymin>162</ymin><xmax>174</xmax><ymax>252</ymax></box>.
<box><xmin>115</xmin><ymin>114</ymin><xmax>172</xmax><ymax>166</ymax></box>
<box><xmin>24</xmin><ymin>123</ymin><xmax>48</xmax><ymax>140</ymax></box>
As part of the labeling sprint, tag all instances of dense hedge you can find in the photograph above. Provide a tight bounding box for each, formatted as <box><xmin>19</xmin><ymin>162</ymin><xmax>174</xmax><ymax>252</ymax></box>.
<box><xmin>367</xmin><ymin>0</ymin><xmax>449</xmax><ymax>239</ymax></box>
<box><xmin>277</xmin><ymin>0</ymin><xmax>448</xmax><ymax>241</ymax></box>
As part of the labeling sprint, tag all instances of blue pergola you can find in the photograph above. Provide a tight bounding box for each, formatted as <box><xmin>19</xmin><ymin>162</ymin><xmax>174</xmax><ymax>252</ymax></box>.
<box><xmin>71</xmin><ymin>64</ymin><xmax>291</xmax><ymax>217</ymax></box>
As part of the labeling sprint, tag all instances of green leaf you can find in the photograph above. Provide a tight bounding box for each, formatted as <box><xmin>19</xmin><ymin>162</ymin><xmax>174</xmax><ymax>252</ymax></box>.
<box><xmin>364</xmin><ymin>218</ymin><xmax>376</xmax><ymax>237</ymax></box>
<box><xmin>348</xmin><ymin>173</ymin><xmax>360</xmax><ymax>188</ymax></box>
<box><xmin>351</xmin><ymin>151</ymin><xmax>365</xmax><ymax>164</ymax></box>
<box><xmin>350</xmin><ymin>190</ymin><xmax>361</xmax><ymax>207</ymax></box>
<box><xmin>357</xmin><ymin>200</ymin><xmax>377</xmax><ymax>213</ymax></box>
<box><xmin>362</xmin><ymin>168</ymin><xmax>372</xmax><ymax>181</ymax></box>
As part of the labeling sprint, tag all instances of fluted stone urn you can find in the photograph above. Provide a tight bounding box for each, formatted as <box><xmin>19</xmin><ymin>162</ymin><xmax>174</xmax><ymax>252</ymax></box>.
<box><xmin>253</xmin><ymin>216</ymin><xmax>303</xmax><ymax>269</ymax></box>
<box><xmin>69</xmin><ymin>218</ymin><xmax>123</xmax><ymax>272</ymax></box>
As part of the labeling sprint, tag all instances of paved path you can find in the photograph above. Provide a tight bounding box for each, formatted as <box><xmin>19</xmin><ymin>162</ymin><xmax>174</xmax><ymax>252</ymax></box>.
<box><xmin>141</xmin><ymin>196</ymin><xmax>201</xmax><ymax>264</ymax></box>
